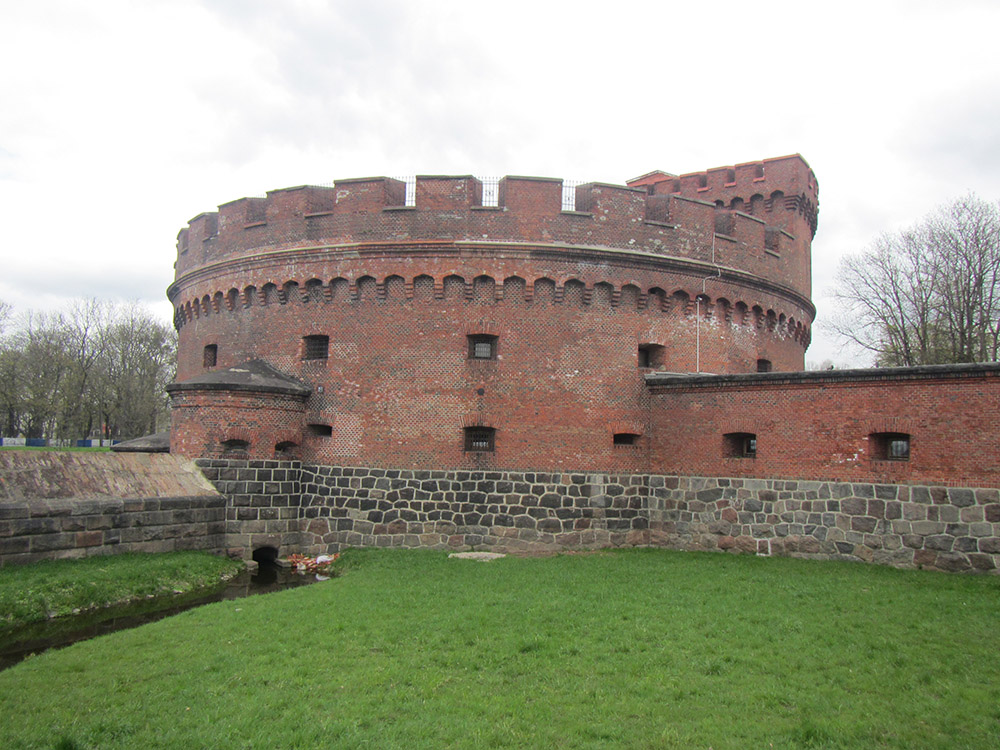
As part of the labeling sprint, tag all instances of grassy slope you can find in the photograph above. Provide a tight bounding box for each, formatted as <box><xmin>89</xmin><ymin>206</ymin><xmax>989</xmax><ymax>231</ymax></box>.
<box><xmin>1</xmin><ymin>549</ymin><xmax>998</xmax><ymax>749</ymax></box>
<box><xmin>0</xmin><ymin>552</ymin><xmax>243</xmax><ymax>633</ymax></box>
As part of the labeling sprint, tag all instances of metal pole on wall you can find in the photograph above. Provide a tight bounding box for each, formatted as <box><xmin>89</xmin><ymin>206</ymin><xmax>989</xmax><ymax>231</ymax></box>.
<box><xmin>695</xmin><ymin>296</ymin><xmax>701</xmax><ymax>373</ymax></box>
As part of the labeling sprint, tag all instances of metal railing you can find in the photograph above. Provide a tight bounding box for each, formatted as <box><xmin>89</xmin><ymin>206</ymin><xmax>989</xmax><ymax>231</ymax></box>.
<box><xmin>307</xmin><ymin>176</ymin><xmax>588</xmax><ymax>210</ymax></box>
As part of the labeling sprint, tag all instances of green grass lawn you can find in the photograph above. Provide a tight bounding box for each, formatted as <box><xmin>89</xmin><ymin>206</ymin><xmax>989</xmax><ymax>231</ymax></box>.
<box><xmin>1</xmin><ymin>549</ymin><xmax>998</xmax><ymax>749</ymax></box>
<box><xmin>0</xmin><ymin>551</ymin><xmax>243</xmax><ymax>633</ymax></box>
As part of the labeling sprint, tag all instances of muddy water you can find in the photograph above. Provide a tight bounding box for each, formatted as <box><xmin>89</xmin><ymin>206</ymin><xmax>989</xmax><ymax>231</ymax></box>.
<box><xmin>0</xmin><ymin>564</ymin><xmax>324</xmax><ymax>671</ymax></box>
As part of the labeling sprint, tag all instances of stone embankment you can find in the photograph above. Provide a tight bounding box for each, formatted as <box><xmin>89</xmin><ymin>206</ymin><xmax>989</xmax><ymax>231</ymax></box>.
<box><xmin>0</xmin><ymin>453</ymin><xmax>225</xmax><ymax>565</ymax></box>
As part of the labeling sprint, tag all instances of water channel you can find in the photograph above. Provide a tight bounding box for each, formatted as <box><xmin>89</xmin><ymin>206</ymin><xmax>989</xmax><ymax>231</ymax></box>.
<box><xmin>0</xmin><ymin>563</ymin><xmax>323</xmax><ymax>671</ymax></box>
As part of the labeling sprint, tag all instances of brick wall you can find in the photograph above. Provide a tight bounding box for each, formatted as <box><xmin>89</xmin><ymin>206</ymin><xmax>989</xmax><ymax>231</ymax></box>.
<box><xmin>167</xmin><ymin>158</ymin><xmax>816</xmax><ymax>470</ymax></box>
<box><xmin>170</xmin><ymin>389</ymin><xmax>307</xmax><ymax>459</ymax></box>
<box><xmin>170</xmin><ymin>279</ymin><xmax>809</xmax><ymax>468</ymax></box>
<box><xmin>647</xmin><ymin>365</ymin><xmax>1000</xmax><ymax>486</ymax></box>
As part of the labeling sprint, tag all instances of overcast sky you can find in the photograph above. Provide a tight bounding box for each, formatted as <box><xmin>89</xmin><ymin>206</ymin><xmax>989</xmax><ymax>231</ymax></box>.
<box><xmin>3</xmin><ymin>0</ymin><xmax>999</xmax><ymax>365</ymax></box>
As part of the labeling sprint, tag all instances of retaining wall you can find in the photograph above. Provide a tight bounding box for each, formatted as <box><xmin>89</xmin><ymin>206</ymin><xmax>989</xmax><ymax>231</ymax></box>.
<box><xmin>195</xmin><ymin>460</ymin><xmax>1000</xmax><ymax>573</ymax></box>
<box><xmin>0</xmin><ymin>496</ymin><xmax>227</xmax><ymax>565</ymax></box>
<box><xmin>4</xmin><ymin>453</ymin><xmax>998</xmax><ymax>574</ymax></box>
<box><xmin>0</xmin><ymin>453</ymin><xmax>226</xmax><ymax>565</ymax></box>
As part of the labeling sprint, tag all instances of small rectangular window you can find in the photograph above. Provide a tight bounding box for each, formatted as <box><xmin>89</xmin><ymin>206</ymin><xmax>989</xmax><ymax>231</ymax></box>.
<box><xmin>203</xmin><ymin>344</ymin><xmax>218</xmax><ymax>368</ymax></box>
<box><xmin>464</xmin><ymin>426</ymin><xmax>495</xmax><ymax>452</ymax></box>
<box><xmin>308</xmin><ymin>423</ymin><xmax>333</xmax><ymax>437</ymax></box>
<box><xmin>638</xmin><ymin>343</ymin><xmax>664</xmax><ymax>369</ymax></box>
<box><xmin>303</xmin><ymin>335</ymin><xmax>329</xmax><ymax>360</ymax></box>
<box><xmin>756</xmin><ymin>358</ymin><xmax>772</xmax><ymax>373</ymax></box>
<box><xmin>724</xmin><ymin>432</ymin><xmax>757</xmax><ymax>458</ymax></box>
<box><xmin>613</xmin><ymin>432</ymin><xmax>640</xmax><ymax>446</ymax></box>
<box><xmin>871</xmin><ymin>432</ymin><xmax>910</xmax><ymax>461</ymax></box>
<box><xmin>468</xmin><ymin>334</ymin><xmax>498</xmax><ymax>360</ymax></box>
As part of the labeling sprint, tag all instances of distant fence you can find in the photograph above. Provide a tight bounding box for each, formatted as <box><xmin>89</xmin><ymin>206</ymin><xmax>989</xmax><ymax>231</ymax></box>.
<box><xmin>0</xmin><ymin>438</ymin><xmax>119</xmax><ymax>447</ymax></box>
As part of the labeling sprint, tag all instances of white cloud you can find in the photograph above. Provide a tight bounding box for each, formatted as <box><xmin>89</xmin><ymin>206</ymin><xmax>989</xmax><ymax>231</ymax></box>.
<box><xmin>2</xmin><ymin>0</ymin><xmax>1000</xmax><ymax>366</ymax></box>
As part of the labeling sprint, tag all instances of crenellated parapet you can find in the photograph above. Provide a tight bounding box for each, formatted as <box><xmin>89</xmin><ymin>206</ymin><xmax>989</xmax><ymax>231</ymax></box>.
<box><xmin>174</xmin><ymin>156</ymin><xmax>817</xmax><ymax>299</ymax></box>
<box><xmin>626</xmin><ymin>154</ymin><xmax>819</xmax><ymax>238</ymax></box>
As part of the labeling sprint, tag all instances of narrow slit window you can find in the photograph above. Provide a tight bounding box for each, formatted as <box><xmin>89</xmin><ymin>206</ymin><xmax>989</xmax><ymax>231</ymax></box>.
<box><xmin>613</xmin><ymin>432</ymin><xmax>640</xmax><ymax>446</ymax></box>
<box><xmin>303</xmin><ymin>335</ymin><xmax>329</xmax><ymax>360</ymax></box>
<box><xmin>464</xmin><ymin>426</ymin><xmax>495</xmax><ymax>452</ymax></box>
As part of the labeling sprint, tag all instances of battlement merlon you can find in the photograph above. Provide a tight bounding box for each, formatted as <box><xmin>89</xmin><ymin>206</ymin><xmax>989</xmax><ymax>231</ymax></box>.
<box><xmin>173</xmin><ymin>158</ymin><xmax>815</xmax><ymax>295</ymax></box>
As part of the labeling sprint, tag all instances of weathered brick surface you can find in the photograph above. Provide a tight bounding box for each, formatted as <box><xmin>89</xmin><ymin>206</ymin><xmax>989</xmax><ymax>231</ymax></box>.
<box><xmin>168</xmin><ymin>158</ymin><xmax>816</xmax><ymax>468</ymax></box>
<box><xmin>647</xmin><ymin>365</ymin><xmax>1000</xmax><ymax>486</ymax></box>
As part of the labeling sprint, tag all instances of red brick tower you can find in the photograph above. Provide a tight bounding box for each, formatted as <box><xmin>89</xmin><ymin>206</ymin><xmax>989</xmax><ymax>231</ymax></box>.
<box><xmin>167</xmin><ymin>155</ymin><xmax>818</xmax><ymax>470</ymax></box>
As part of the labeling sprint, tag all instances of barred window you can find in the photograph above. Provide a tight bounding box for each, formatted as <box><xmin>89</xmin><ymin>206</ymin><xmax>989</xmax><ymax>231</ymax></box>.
<box><xmin>303</xmin><ymin>335</ymin><xmax>329</xmax><ymax>360</ymax></box>
<box><xmin>724</xmin><ymin>432</ymin><xmax>757</xmax><ymax>458</ymax></box>
<box><xmin>870</xmin><ymin>432</ymin><xmax>910</xmax><ymax>461</ymax></box>
<box><xmin>464</xmin><ymin>426</ymin><xmax>495</xmax><ymax>452</ymax></box>
<box><xmin>468</xmin><ymin>334</ymin><xmax>498</xmax><ymax>360</ymax></box>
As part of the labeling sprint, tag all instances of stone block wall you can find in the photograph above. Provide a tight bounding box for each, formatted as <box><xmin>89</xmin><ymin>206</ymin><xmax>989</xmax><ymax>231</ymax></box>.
<box><xmin>7</xmin><ymin>454</ymin><xmax>996</xmax><ymax>575</ymax></box>
<box><xmin>647</xmin><ymin>476</ymin><xmax>1000</xmax><ymax>573</ymax></box>
<box><xmin>224</xmin><ymin>463</ymin><xmax>997</xmax><ymax>573</ymax></box>
<box><xmin>195</xmin><ymin>459</ymin><xmax>303</xmax><ymax>556</ymax></box>
<box><xmin>295</xmin><ymin>465</ymin><xmax>650</xmax><ymax>554</ymax></box>
<box><xmin>0</xmin><ymin>496</ymin><xmax>227</xmax><ymax>566</ymax></box>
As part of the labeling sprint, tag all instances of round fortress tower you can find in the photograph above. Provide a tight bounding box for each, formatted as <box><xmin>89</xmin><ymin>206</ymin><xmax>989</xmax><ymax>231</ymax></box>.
<box><xmin>167</xmin><ymin>155</ymin><xmax>818</xmax><ymax>470</ymax></box>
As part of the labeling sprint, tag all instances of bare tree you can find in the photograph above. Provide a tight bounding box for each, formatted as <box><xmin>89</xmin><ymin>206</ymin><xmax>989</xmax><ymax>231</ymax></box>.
<box><xmin>56</xmin><ymin>299</ymin><xmax>111</xmax><ymax>440</ymax></box>
<box><xmin>93</xmin><ymin>304</ymin><xmax>176</xmax><ymax>440</ymax></box>
<box><xmin>14</xmin><ymin>311</ymin><xmax>73</xmax><ymax>438</ymax></box>
<box><xmin>832</xmin><ymin>194</ymin><xmax>1000</xmax><ymax>366</ymax></box>
<box><xmin>0</xmin><ymin>300</ymin><xmax>176</xmax><ymax>441</ymax></box>
<box><xmin>0</xmin><ymin>302</ymin><xmax>20</xmax><ymax>435</ymax></box>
